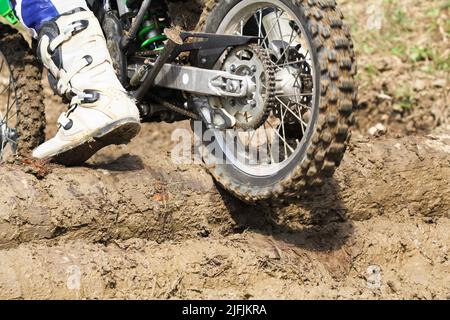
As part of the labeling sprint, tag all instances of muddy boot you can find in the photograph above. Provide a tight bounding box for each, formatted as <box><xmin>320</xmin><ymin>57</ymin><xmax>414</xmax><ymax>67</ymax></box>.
<box><xmin>33</xmin><ymin>8</ymin><xmax>141</xmax><ymax>166</ymax></box>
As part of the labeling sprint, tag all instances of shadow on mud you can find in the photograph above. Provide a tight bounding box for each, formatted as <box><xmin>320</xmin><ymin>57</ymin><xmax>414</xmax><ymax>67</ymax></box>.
<box><xmin>216</xmin><ymin>178</ymin><xmax>354</xmax><ymax>252</ymax></box>
<box><xmin>87</xmin><ymin>153</ymin><xmax>144</xmax><ymax>171</ymax></box>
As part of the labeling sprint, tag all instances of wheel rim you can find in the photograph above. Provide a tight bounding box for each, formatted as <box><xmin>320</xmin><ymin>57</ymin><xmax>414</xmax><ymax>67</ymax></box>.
<box><xmin>209</xmin><ymin>0</ymin><xmax>319</xmax><ymax>177</ymax></box>
<box><xmin>0</xmin><ymin>51</ymin><xmax>19</xmax><ymax>162</ymax></box>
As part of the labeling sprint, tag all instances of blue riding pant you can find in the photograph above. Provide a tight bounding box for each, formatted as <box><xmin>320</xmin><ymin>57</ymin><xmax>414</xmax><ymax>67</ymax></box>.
<box><xmin>11</xmin><ymin>0</ymin><xmax>89</xmax><ymax>37</ymax></box>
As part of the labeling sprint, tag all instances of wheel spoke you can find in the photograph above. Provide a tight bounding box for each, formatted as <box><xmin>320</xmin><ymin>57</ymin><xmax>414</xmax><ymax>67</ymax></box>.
<box><xmin>267</xmin><ymin>119</ymin><xmax>295</xmax><ymax>154</ymax></box>
<box><xmin>254</xmin><ymin>9</ymin><xmax>263</xmax><ymax>45</ymax></box>
<box><xmin>6</xmin><ymin>106</ymin><xmax>18</xmax><ymax>123</ymax></box>
<box><xmin>286</xmin><ymin>99</ymin><xmax>311</xmax><ymax>111</ymax></box>
<box><xmin>4</xmin><ymin>134</ymin><xmax>17</xmax><ymax>145</ymax></box>
<box><xmin>275</xmin><ymin>29</ymin><xmax>297</xmax><ymax>65</ymax></box>
<box><xmin>260</xmin><ymin>16</ymin><xmax>280</xmax><ymax>49</ymax></box>
<box><xmin>280</xmin><ymin>102</ymin><xmax>289</xmax><ymax>159</ymax></box>
<box><xmin>263</xmin><ymin>122</ymin><xmax>275</xmax><ymax>164</ymax></box>
<box><xmin>274</xmin><ymin>8</ymin><xmax>290</xmax><ymax>67</ymax></box>
<box><xmin>5</xmin><ymin>91</ymin><xmax>17</xmax><ymax>115</ymax></box>
<box><xmin>209</xmin><ymin>2</ymin><xmax>317</xmax><ymax>175</ymax></box>
<box><xmin>0</xmin><ymin>54</ymin><xmax>19</xmax><ymax>161</ymax></box>
<box><xmin>0</xmin><ymin>82</ymin><xmax>10</xmax><ymax>96</ymax></box>
<box><xmin>275</xmin><ymin>96</ymin><xmax>308</xmax><ymax>128</ymax></box>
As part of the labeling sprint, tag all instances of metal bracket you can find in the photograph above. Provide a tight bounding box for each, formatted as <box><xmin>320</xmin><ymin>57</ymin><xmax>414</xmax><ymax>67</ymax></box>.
<box><xmin>133</xmin><ymin>31</ymin><xmax>259</xmax><ymax>101</ymax></box>
<box><xmin>171</xmin><ymin>32</ymin><xmax>260</xmax><ymax>69</ymax></box>
<box><xmin>153</xmin><ymin>63</ymin><xmax>251</xmax><ymax>98</ymax></box>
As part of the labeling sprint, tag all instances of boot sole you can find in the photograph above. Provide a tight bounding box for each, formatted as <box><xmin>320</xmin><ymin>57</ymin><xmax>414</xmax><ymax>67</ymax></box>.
<box><xmin>51</xmin><ymin>118</ymin><xmax>141</xmax><ymax>166</ymax></box>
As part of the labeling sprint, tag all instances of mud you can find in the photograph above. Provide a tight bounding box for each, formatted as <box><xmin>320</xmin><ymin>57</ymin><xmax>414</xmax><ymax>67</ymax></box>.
<box><xmin>0</xmin><ymin>217</ymin><xmax>448</xmax><ymax>299</ymax></box>
<box><xmin>0</xmin><ymin>0</ymin><xmax>449</xmax><ymax>300</ymax></box>
<box><xmin>1</xmin><ymin>104</ymin><xmax>448</xmax><ymax>298</ymax></box>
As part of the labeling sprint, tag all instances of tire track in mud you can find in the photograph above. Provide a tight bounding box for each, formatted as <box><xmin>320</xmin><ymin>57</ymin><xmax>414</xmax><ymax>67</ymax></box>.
<box><xmin>0</xmin><ymin>128</ymin><xmax>448</xmax><ymax>250</ymax></box>
<box><xmin>0</xmin><ymin>97</ymin><xmax>448</xmax><ymax>299</ymax></box>
<box><xmin>0</xmin><ymin>215</ymin><xmax>448</xmax><ymax>299</ymax></box>
<box><xmin>0</xmin><ymin>160</ymin><xmax>228</xmax><ymax>249</ymax></box>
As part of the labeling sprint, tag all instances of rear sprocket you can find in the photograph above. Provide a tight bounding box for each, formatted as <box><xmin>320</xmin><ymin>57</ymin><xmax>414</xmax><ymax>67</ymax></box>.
<box><xmin>213</xmin><ymin>44</ymin><xmax>276</xmax><ymax>130</ymax></box>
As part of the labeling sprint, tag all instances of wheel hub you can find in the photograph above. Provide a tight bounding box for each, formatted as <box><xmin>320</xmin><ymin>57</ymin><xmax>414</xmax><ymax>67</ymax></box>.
<box><xmin>215</xmin><ymin>44</ymin><xmax>276</xmax><ymax>130</ymax></box>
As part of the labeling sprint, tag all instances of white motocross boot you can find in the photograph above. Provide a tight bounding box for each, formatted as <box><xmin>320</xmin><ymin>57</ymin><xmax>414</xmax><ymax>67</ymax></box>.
<box><xmin>34</xmin><ymin>8</ymin><xmax>141</xmax><ymax>165</ymax></box>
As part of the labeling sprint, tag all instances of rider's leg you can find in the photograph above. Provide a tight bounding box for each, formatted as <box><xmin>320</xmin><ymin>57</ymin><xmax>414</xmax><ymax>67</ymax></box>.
<box><xmin>12</xmin><ymin>0</ymin><xmax>141</xmax><ymax>165</ymax></box>
<box><xmin>12</xmin><ymin>0</ymin><xmax>89</xmax><ymax>37</ymax></box>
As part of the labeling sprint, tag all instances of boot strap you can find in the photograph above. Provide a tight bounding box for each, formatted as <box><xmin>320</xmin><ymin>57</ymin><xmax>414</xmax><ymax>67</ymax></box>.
<box><xmin>41</xmin><ymin>18</ymin><xmax>102</xmax><ymax>97</ymax></box>
<box><xmin>57</xmin><ymin>90</ymin><xmax>100</xmax><ymax>130</ymax></box>
<box><xmin>48</xmin><ymin>20</ymin><xmax>89</xmax><ymax>54</ymax></box>
<box><xmin>56</xmin><ymin>55</ymin><xmax>93</xmax><ymax>95</ymax></box>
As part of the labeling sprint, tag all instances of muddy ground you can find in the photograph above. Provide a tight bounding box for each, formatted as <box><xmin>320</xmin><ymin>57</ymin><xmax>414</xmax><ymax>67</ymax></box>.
<box><xmin>0</xmin><ymin>0</ymin><xmax>449</xmax><ymax>299</ymax></box>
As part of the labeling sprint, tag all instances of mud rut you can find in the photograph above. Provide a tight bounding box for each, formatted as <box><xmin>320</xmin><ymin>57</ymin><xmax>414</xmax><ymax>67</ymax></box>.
<box><xmin>1</xmin><ymin>98</ymin><xmax>449</xmax><ymax>298</ymax></box>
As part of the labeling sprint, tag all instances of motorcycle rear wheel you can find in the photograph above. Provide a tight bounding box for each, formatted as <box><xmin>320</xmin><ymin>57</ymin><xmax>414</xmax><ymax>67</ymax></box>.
<box><xmin>194</xmin><ymin>0</ymin><xmax>357</xmax><ymax>202</ymax></box>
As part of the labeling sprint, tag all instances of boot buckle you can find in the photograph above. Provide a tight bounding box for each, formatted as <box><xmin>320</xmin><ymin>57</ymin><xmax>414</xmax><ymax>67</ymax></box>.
<box><xmin>57</xmin><ymin>113</ymin><xmax>74</xmax><ymax>131</ymax></box>
<box><xmin>71</xmin><ymin>90</ymin><xmax>100</xmax><ymax>105</ymax></box>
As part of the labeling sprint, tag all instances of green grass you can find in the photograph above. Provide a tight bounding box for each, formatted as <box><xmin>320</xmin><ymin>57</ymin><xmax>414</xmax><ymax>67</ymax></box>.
<box><xmin>354</xmin><ymin>0</ymin><xmax>449</xmax><ymax>73</ymax></box>
<box><xmin>394</xmin><ymin>85</ymin><xmax>415</xmax><ymax>111</ymax></box>
<box><xmin>364</xmin><ymin>64</ymin><xmax>379</xmax><ymax>76</ymax></box>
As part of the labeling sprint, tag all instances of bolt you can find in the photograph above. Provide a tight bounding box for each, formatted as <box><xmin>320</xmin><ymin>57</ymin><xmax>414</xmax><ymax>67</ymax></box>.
<box><xmin>201</xmin><ymin>57</ymin><xmax>207</xmax><ymax>64</ymax></box>
<box><xmin>227</xmin><ymin>79</ymin><xmax>239</xmax><ymax>92</ymax></box>
<box><xmin>250</xmin><ymin>100</ymin><xmax>257</xmax><ymax>107</ymax></box>
<box><xmin>230</xmin><ymin>64</ymin><xmax>236</xmax><ymax>73</ymax></box>
<box><xmin>251</xmin><ymin>65</ymin><xmax>257</xmax><ymax>73</ymax></box>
